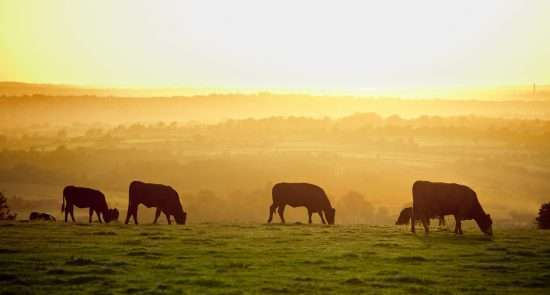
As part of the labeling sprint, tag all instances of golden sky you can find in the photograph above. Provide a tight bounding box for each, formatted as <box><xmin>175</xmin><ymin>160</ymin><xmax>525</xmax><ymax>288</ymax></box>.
<box><xmin>1</xmin><ymin>0</ymin><xmax>549</xmax><ymax>94</ymax></box>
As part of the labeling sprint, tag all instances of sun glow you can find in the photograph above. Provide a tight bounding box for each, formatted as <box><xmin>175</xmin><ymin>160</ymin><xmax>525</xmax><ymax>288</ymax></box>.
<box><xmin>1</xmin><ymin>0</ymin><xmax>549</xmax><ymax>94</ymax></box>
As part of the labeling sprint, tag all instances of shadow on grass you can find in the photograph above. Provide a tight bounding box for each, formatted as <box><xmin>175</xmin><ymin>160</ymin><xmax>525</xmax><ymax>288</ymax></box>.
<box><xmin>0</xmin><ymin>248</ymin><xmax>20</xmax><ymax>254</ymax></box>
<box><xmin>342</xmin><ymin>278</ymin><xmax>366</xmax><ymax>285</ymax></box>
<box><xmin>472</xmin><ymin>263</ymin><xmax>515</xmax><ymax>273</ymax></box>
<box><xmin>382</xmin><ymin>275</ymin><xmax>436</xmax><ymax>285</ymax></box>
<box><xmin>520</xmin><ymin>273</ymin><xmax>550</xmax><ymax>288</ymax></box>
<box><xmin>412</xmin><ymin>232</ymin><xmax>493</xmax><ymax>247</ymax></box>
<box><xmin>65</xmin><ymin>257</ymin><xmax>95</xmax><ymax>266</ymax></box>
<box><xmin>120</xmin><ymin>239</ymin><xmax>143</xmax><ymax>246</ymax></box>
<box><xmin>174</xmin><ymin>278</ymin><xmax>228</xmax><ymax>288</ymax></box>
<box><xmin>91</xmin><ymin>231</ymin><xmax>117</xmax><ymax>236</ymax></box>
<box><xmin>126</xmin><ymin>250</ymin><xmax>162</xmax><ymax>258</ymax></box>
<box><xmin>0</xmin><ymin>273</ymin><xmax>26</xmax><ymax>285</ymax></box>
<box><xmin>506</xmin><ymin>250</ymin><xmax>537</xmax><ymax>257</ymax></box>
<box><xmin>65</xmin><ymin>275</ymin><xmax>111</xmax><ymax>285</ymax></box>
<box><xmin>260</xmin><ymin>286</ymin><xmax>290</xmax><ymax>293</ymax></box>
<box><xmin>394</xmin><ymin>256</ymin><xmax>428</xmax><ymax>263</ymax></box>
<box><xmin>47</xmin><ymin>269</ymin><xmax>87</xmax><ymax>275</ymax></box>
<box><xmin>372</xmin><ymin>242</ymin><xmax>401</xmax><ymax>248</ymax></box>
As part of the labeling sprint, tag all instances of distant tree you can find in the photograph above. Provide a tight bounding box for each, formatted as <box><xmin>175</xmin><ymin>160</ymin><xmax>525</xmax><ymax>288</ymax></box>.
<box><xmin>536</xmin><ymin>202</ymin><xmax>550</xmax><ymax>229</ymax></box>
<box><xmin>374</xmin><ymin>206</ymin><xmax>391</xmax><ymax>224</ymax></box>
<box><xmin>0</xmin><ymin>192</ymin><xmax>16</xmax><ymax>220</ymax></box>
<box><xmin>336</xmin><ymin>191</ymin><xmax>374</xmax><ymax>224</ymax></box>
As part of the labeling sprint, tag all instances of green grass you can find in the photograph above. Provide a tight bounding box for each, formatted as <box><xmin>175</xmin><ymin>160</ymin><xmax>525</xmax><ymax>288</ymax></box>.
<box><xmin>1</xmin><ymin>223</ymin><xmax>550</xmax><ymax>294</ymax></box>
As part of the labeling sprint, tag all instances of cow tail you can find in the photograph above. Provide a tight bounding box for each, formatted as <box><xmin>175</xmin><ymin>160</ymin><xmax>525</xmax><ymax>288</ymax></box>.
<box><xmin>61</xmin><ymin>192</ymin><xmax>65</xmax><ymax>213</ymax></box>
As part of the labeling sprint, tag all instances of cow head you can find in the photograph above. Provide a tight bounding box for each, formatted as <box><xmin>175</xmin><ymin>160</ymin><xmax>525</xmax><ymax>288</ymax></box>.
<box><xmin>395</xmin><ymin>207</ymin><xmax>412</xmax><ymax>225</ymax></box>
<box><xmin>476</xmin><ymin>213</ymin><xmax>493</xmax><ymax>236</ymax></box>
<box><xmin>325</xmin><ymin>208</ymin><xmax>336</xmax><ymax>225</ymax></box>
<box><xmin>104</xmin><ymin>208</ymin><xmax>119</xmax><ymax>223</ymax></box>
<box><xmin>174</xmin><ymin>210</ymin><xmax>187</xmax><ymax>225</ymax></box>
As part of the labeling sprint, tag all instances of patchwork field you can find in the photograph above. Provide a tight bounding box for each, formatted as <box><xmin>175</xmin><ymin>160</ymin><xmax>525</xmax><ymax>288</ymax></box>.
<box><xmin>1</xmin><ymin>223</ymin><xmax>550</xmax><ymax>294</ymax></box>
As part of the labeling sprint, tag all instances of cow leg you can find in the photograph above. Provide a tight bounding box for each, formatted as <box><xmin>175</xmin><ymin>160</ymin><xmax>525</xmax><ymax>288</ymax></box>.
<box><xmin>421</xmin><ymin>217</ymin><xmax>430</xmax><ymax>234</ymax></box>
<box><xmin>64</xmin><ymin>204</ymin><xmax>70</xmax><ymax>223</ymax></box>
<box><xmin>124</xmin><ymin>212</ymin><xmax>131</xmax><ymax>224</ymax></box>
<box><xmin>411</xmin><ymin>208</ymin><xmax>416</xmax><ymax>233</ymax></box>
<box><xmin>454</xmin><ymin>215</ymin><xmax>462</xmax><ymax>234</ymax></box>
<box><xmin>70</xmin><ymin>206</ymin><xmax>76</xmax><ymax>222</ymax></box>
<box><xmin>125</xmin><ymin>204</ymin><xmax>138</xmax><ymax>224</ymax></box>
<box><xmin>96</xmin><ymin>210</ymin><xmax>103</xmax><ymax>223</ymax></box>
<box><xmin>277</xmin><ymin>205</ymin><xmax>286</xmax><ymax>224</ymax></box>
<box><xmin>319</xmin><ymin>212</ymin><xmax>326</xmax><ymax>224</ymax></box>
<box><xmin>165</xmin><ymin>213</ymin><xmax>172</xmax><ymax>225</ymax></box>
<box><xmin>439</xmin><ymin>216</ymin><xmax>446</xmax><ymax>227</ymax></box>
<box><xmin>133</xmin><ymin>208</ymin><xmax>138</xmax><ymax>225</ymax></box>
<box><xmin>153</xmin><ymin>208</ymin><xmax>161</xmax><ymax>224</ymax></box>
<box><xmin>89</xmin><ymin>208</ymin><xmax>93</xmax><ymax>223</ymax></box>
<box><xmin>307</xmin><ymin>209</ymin><xmax>313</xmax><ymax>224</ymax></box>
<box><xmin>124</xmin><ymin>209</ymin><xmax>131</xmax><ymax>224</ymax></box>
<box><xmin>124</xmin><ymin>205</ymin><xmax>132</xmax><ymax>224</ymax></box>
<box><xmin>267</xmin><ymin>203</ymin><xmax>277</xmax><ymax>223</ymax></box>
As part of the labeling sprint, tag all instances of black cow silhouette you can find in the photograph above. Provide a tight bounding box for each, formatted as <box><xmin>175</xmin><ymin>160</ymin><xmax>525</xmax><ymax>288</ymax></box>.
<box><xmin>268</xmin><ymin>182</ymin><xmax>336</xmax><ymax>224</ymax></box>
<box><xmin>125</xmin><ymin>181</ymin><xmax>187</xmax><ymax>225</ymax></box>
<box><xmin>395</xmin><ymin>207</ymin><xmax>446</xmax><ymax>226</ymax></box>
<box><xmin>29</xmin><ymin>212</ymin><xmax>56</xmax><ymax>222</ymax></box>
<box><xmin>411</xmin><ymin>181</ymin><xmax>492</xmax><ymax>235</ymax></box>
<box><xmin>62</xmin><ymin>186</ymin><xmax>119</xmax><ymax>223</ymax></box>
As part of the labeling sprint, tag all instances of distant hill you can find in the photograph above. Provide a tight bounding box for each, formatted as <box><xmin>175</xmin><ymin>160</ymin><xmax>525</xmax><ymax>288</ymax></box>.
<box><xmin>1</xmin><ymin>81</ymin><xmax>549</xmax><ymax>100</ymax></box>
<box><xmin>0</xmin><ymin>81</ymin><xmax>216</xmax><ymax>97</ymax></box>
<box><xmin>2</xmin><ymin>82</ymin><xmax>550</xmax><ymax>128</ymax></box>
<box><xmin>2</xmin><ymin>94</ymin><xmax>550</xmax><ymax>128</ymax></box>
<box><xmin>0</xmin><ymin>82</ymin><xmax>102</xmax><ymax>96</ymax></box>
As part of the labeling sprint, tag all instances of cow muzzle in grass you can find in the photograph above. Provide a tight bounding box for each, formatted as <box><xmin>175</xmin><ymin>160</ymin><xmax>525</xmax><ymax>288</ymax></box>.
<box><xmin>175</xmin><ymin>211</ymin><xmax>187</xmax><ymax>225</ymax></box>
<box><xmin>104</xmin><ymin>208</ymin><xmax>119</xmax><ymax>223</ymax></box>
<box><xmin>325</xmin><ymin>208</ymin><xmax>336</xmax><ymax>225</ymax></box>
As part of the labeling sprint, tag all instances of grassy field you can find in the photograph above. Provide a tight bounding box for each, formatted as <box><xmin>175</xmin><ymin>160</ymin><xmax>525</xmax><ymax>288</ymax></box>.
<box><xmin>1</xmin><ymin>222</ymin><xmax>550</xmax><ymax>294</ymax></box>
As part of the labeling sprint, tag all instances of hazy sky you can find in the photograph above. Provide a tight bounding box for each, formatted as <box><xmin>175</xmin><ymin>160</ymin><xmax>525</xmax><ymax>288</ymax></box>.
<box><xmin>1</xmin><ymin>0</ymin><xmax>549</xmax><ymax>92</ymax></box>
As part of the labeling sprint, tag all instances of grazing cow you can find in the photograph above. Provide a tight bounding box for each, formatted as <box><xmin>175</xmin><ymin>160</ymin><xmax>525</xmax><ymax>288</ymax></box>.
<box><xmin>125</xmin><ymin>181</ymin><xmax>187</xmax><ymax>225</ymax></box>
<box><xmin>268</xmin><ymin>182</ymin><xmax>336</xmax><ymax>225</ymax></box>
<box><xmin>411</xmin><ymin>181</ymin><xmax>492</xmax><ymax>235</ymax></box>
<box><xmin>29</xmin><ymin>212</ymin><xmax>56</xmax><ymax>222</ymax></box>
<box><xmin>395</xmin><ymin>207</ymin><xmax>446</xmax><ymax>226</ymax></box>
<box><xmin>62</xmin><ymin>186</ymin><xmax>119</xmax><ymax>223</ymax></box>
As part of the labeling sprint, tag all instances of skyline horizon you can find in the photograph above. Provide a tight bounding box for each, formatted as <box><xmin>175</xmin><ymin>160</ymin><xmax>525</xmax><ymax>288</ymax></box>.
<box><xmin>1</xmin><ymin>80</ymin><xmax>548</xmax><ymax>100</ymax></box>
